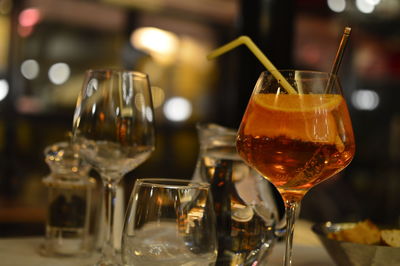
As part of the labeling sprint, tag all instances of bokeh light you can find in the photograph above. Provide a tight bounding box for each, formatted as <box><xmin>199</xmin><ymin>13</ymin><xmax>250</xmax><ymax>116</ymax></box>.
<box><xmin>21</xmin><ymin>59</ymin><xmax>40</xmax><ymax>80</ymax></box>
<box><xmin>351</xmin><ymin>89</ymin><xmax>379</xmax><ymax>111</ymax></box>
<box><xmin>365</xmin><ymin>0</ymin><xmax>380</xmax><ymax>5</ymax></box>
<box><xmin>327</xmin><ymin>0</ymin><xmax>346</xmax><ymax>13</ymax></box>
<box><xmin>131</xmin><ymin>27</ymin><xmax>179</xmax><ymax>64</ymax></box>
<box><xmin>356</xmin><ymin>0</ymin><xmax>375</xmax><ymax>13</ymax></box>
<box><xmin>151</xmin><ymin>86</ymin><xmax>165</xmax><ymax>109</ymax></box>
<box><xmin>145</xmin><ymin>106</ymin><xmax>153</xmax><ymax>122</ymax></box>
<box><xmin>48</xmin><ymin>63</ymin><xmax>71</xmax><ymax>85</ymax></box>
<box><xmin>163</xmin><ymin>97</ymin><xmax>192</xmax><ymax>122</ymax></box>
<box><xmin>18</xmin><ymin>8</ymin><xmax>41</xmax><ymax>27</ymax></box>
<box><xmin>134</xmin><ymin>92</ymin><xmax>145</xmax><ymax>113</ymax></box>
<box><xmin>0</xmin><ymin>79</ymin><xmax>9</xmax><ymax>101</ymax></box>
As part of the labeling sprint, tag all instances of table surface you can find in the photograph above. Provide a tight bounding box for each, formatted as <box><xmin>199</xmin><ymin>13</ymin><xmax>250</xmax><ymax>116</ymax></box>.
<box><xmin>0</xmin><ymin>220</ymin><xmax>335</xmax><ymax>266</ymax></box>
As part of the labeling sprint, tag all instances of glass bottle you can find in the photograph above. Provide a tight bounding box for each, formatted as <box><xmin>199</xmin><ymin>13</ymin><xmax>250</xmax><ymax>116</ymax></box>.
<box><xmin>42</xmin><ymin>141</ymin><xmax>96</xmax><ymax>257</ymax></box>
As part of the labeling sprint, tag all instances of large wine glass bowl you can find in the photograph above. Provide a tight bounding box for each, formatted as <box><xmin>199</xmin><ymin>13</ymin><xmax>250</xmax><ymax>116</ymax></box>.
<box><xmin>236</xmin><ymin>70</ymin><xmax>355</xmax><ymax>265</ymax></box>
<box><xmin>72</xmin><ymin>69</ymin><xmax>155</xmax><ymax>265</ymax></box>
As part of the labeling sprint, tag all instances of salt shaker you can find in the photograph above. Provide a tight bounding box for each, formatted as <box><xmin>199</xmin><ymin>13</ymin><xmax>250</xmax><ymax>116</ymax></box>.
<box><xmin>42</xmin><ymin>141</ymin><xmax>96</xmax><ymax>257</ymax></box>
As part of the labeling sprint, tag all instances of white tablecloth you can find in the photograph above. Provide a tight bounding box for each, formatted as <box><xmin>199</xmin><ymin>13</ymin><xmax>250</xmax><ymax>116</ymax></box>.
<box><xmin>0</xmin><ymin>221</ymin><xmax>334</xmax><ymax>265</ymax></box>
<box><xmin>0</xmin><ymin>237</ymin><xmax>99</xmax><ymax>266</ymax></box>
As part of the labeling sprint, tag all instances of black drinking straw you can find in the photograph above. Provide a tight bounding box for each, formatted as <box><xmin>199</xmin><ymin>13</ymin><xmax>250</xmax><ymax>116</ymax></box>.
<box><xmin>326</xmin><ymin>27</ymin><xmax>351</xmax><ymax>92</ymax></box>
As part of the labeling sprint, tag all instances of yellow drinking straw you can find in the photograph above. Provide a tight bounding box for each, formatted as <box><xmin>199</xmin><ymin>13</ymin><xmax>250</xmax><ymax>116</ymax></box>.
<box><xmin>207</xmin><ymin>35</ymin><xmax>297</xmax><ymax>95</ymax></box>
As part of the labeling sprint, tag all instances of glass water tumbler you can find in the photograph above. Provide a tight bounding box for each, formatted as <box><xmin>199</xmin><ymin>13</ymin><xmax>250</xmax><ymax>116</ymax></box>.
<box><xmin>42</xmin><ymin>141</ymin><xmax>96</xmax><ymax>257</ymax></box>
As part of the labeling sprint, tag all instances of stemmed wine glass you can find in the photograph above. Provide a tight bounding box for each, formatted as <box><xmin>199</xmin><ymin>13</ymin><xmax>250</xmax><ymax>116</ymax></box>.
<box><xmin>236</xmin><ymin>70</ymin><xmax>355</xmax><ymax>265</ymax></box>
<box><xmin>72</xmin><ymin>69</ymin><xmax>156</xmax><ymax>265</ymax></box>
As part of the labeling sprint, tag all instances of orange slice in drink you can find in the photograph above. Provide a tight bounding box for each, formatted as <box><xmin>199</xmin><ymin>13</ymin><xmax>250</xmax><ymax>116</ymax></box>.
<box><xmin>253</xmin><ymin>94</ymin><xmax>343</xmax><ymax>112</ymax></box>
<box><xmin>244</xmin><ymin>93</ymin><xmax>344</xmax><ymax>147</ymax></box>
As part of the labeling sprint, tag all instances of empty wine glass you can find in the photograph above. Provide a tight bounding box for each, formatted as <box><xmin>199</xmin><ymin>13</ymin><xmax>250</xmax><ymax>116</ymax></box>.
<box><xmin>72</xmin><ymin>69</ymin><xmax>156</xmax><ymax>265</ymax></box>
<box><xmin>121</xmin><ymin>178</ymin><xmax>218</xmax><ymax>266</ymax></box>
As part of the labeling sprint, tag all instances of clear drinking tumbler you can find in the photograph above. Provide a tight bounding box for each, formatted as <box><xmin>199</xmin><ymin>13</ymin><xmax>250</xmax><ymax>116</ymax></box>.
<box><xmin>121</xmin><ymin>178</ymin><xmax>218</xmax><ymax>266</ymax></box>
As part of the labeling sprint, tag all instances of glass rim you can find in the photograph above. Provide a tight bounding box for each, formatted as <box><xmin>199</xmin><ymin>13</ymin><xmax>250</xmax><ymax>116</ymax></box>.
<box><xmin>44</xmin><ymin>141</ymin><xmax>79</xmax><ymax>158</ymax></box>
<box><xmin>85</xmin><ymin>69</ymin><xmax>148</xmax><ymax>78</ymax></box>
<box><xmin>262</xmin><ymin>69</ymin><xmax>339</xmax><ymax>78</ymax></box>
<box><xmin>135</xmin><ymin>178</ymin><xmax>210</xmax><ymax>189</ymax></box>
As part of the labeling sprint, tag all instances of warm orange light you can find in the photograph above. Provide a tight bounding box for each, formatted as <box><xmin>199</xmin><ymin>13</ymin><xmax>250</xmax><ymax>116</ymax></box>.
<box><xmin>130</xmin><ymin>27</ymin><xmax>178</xmax><ymax>64</ymax></box>
<box><xmin>99</xmin><ymin>112</ymin><xmax>105</xmax><ymax>121</ymax></box>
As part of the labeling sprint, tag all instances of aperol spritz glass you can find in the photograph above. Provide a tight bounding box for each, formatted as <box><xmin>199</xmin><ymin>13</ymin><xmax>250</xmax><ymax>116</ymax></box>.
<box><xmin>236</xmin><ymin>70</ymin><xmax>355</xmax><ymax>266</ymax></box>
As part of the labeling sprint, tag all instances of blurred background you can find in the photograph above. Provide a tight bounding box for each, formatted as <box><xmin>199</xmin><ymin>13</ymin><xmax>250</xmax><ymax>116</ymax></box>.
<box><xmin>1</xmin><ymin>0</ymin><xmax>399</xmax><ymax>236</ymax></box>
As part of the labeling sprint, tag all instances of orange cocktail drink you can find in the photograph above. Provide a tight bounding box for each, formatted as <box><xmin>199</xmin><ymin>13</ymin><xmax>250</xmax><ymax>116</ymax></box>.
<box><xmin>237</xmin><ymin>93</ymin><xmax>355</xmax><ymax>203</ymax></box>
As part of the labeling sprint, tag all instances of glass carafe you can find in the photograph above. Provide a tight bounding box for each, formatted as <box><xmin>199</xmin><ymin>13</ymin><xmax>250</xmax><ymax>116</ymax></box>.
<box><xmin>193</xmin><ymin>123</ymin><xmax>280</xmax><ymax>265</ymax></box>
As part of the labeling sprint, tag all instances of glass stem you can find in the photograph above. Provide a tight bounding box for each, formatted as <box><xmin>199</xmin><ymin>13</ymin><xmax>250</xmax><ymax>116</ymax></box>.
<box><xmin>100</xmin><ymin>177</ymin><xmax>120</xmax><ymax>264</ymax></box>
<box><xmin>283</xmin><ymin>200</ymin><xmax>301</xmax><ymax>266</ymax></box>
